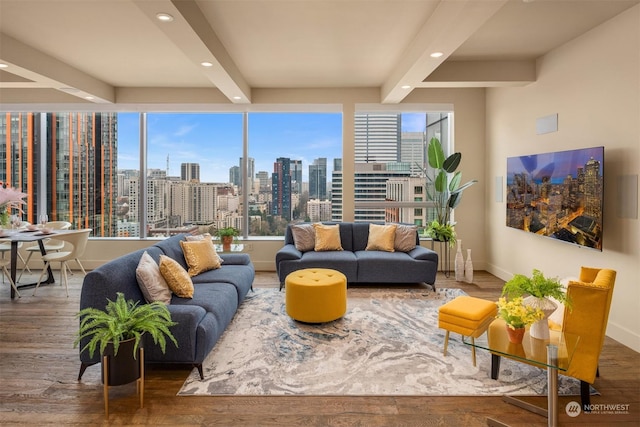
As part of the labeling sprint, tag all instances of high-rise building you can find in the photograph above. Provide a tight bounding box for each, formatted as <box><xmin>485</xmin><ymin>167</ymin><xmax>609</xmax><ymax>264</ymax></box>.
<box><xmin>0</xmin><ymin>112</ymin><xmax>118</xmax><ymax>236</ymax></box>
<box><xmin>229</xmin><ymin>165</ymin><xmax>241</xmax><ymax>186</ymax></box>
<box><xmin>290</xmin><ymin>159</ymin><xmax>303</xmax><ymax>194</ymax></box>
<box><xmin>309</xmin><ymin>157</ymin><xmax>327</xmax><ymax>200</ymax></box>
<box><xmin>354</xmin><ymin>113</ymin><xmax>401</xmax><ymax>163</ymax></box>
<box><xmin>331</xmin><ymin>159</ymin><xmax>343</xmax><ymax>221</ymax></box>
<box><xmin>272</xmin><ymin>157</ymin><xmax>292</xmax><ymax>220</ymax></box>
<box><xmin>354</xmin><ymin>162</ymin><xmax>411</xmax><ymax>222</ymax></box>
<box><xmin>238</xmin><ymin>157</ymin><xmax>255</xmax><ymax>189</ymax></box>
<box><xmin>181</xmin><ymin>162</ymin><xmax>200</xmax><ymax>182</ymax></box>
<box><xmin>400</xmin><ymin>131</ymin><xmax>426</xmax><ymax>176</ymax></box>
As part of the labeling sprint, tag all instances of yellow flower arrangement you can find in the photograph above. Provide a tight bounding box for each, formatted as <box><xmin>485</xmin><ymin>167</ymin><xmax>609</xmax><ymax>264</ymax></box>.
<box><xmin>496</xmin><ymin>296</ymin><xmax>545</xmax><ymax>330</ymax></box>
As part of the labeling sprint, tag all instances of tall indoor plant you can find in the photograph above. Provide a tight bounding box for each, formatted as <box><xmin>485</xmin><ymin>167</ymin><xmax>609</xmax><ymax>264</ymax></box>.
<box><xmin>424</xmin><ymin>137</ymin><xmax>477</xmax><ymax>244</ymax></box>
<box><xmin>74</xmin><ymin>292</ymin><xmax>178</xmax><ymax>385</ymax></box>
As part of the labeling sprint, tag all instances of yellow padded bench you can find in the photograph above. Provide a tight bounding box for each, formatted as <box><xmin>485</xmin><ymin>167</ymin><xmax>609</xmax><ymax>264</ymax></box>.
<box><xmin>438</xmin><ymin>295</ymin><xmax>497</xmax><ymax>366</ymax></box>
<box><xmin>285</xmin><ymin>268</ymin><xmax>347</xmax><ymax>323</ymax></box>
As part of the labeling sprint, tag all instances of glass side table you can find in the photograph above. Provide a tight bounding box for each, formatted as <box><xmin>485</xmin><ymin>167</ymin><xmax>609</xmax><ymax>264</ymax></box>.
<box><xmin>464</xmin><ymin>320</ymin><xmax>580</xmax><ymax>427</ymax></box>
<box><xmin>214</xmin><ymin>243</ymin><xmax>244</xmax><ymax>253</ymax></box>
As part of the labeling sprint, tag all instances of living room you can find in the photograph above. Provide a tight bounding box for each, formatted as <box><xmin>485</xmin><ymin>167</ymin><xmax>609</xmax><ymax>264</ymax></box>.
<box><xmin>0</xmin><ymin>1</ymin><xmax>638</xmax><ymax>425</ymax></box>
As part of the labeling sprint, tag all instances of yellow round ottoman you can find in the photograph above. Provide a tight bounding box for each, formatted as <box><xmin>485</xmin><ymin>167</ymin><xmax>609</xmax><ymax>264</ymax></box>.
<box><xmin>285</xmin><ymin>268</ymin><xmax>347</xmax><ymax>323</ymax></box>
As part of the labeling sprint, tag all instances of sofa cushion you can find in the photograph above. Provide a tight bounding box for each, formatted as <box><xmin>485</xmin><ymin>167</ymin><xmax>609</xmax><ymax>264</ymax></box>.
<box><xmin>365</xmin><ymin>223</ymin><xmax>397</xmax><ymax>252</ymax></box>
<box><xmin>291</xmin><ymin>223</ymin><xmax>316</xmax><ymax>252</ymax></box>
<box><xmin>394</xmin><ymin>224</ymin><xmax>418</xmax><ymax>252</ymax></box>
<box><xmin>313</xmin><ymin>223</ymin><xmax>343</xmax><ymax>251</ymax></box>
<box><xmin>180</xmin><ymin>239</ymin><xmax>222</xmax><ymax>276</ymax></box>
<box><xmin>135</xmin><ymin>250</ymin><xmax>172</xmax><ymax>304</ymax></box>
<box><xmin>159</xmin><ymin>255</ymin><xmax>194</xmax><ymax>298</ymax></box>
<box><xmin>185</xmin><ymin>233</ymin><xmax>223</xmax><ymax>263</ymax></box>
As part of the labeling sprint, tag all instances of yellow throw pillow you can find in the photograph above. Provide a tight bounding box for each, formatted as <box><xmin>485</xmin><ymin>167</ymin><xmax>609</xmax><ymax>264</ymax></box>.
<box><xmin>365</xmin><ymin>223</ymin><xmax>397</xmax><ymax>252</ymax></box>
<box><xmin>159</xmin><ymin>255</ymin><xmax>194</xmax><ymax>298</ymax></box>
<box><xmin>185</xmin><ymin>233</ymin><xmax>224</xmax><ymax>264</ymax></box>
<box><xmin>180</xmin><ymin>239</ymin><xmax>222</xmax><ymax>277</ymax></box>
<box><xmin>313</xmin><ymin>223</ymin><xmax>343</xmax><ymax>251</ymax></box>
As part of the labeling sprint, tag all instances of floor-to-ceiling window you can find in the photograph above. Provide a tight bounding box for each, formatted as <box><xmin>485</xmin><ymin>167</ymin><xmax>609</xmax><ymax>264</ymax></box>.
<box><xmin>2</xmin><ymin>108</ymin><xmax>450</xmax><ymax>238</ymax></box>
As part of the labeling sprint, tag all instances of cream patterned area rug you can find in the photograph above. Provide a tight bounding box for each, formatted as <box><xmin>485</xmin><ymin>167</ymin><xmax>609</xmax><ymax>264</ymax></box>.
<box><xmin>178</xmin><ymin>287</ymin><xmax>589</xmax><ymax>396</ymax></box>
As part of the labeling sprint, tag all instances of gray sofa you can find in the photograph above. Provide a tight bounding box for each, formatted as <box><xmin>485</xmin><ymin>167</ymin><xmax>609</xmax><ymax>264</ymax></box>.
<box><xmin>276</xmin><ymin>222</ymin><xmax>438</xmax><ymax>289</ymax></box>
<box><xmin>77</xmin><ymin>233</ymin><xmax>254</xmax><ymax>380</ymax></box>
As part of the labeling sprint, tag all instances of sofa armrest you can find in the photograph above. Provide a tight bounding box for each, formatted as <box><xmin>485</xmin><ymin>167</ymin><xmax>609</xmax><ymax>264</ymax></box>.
<box><xmin>275</xmin><ymin>244</ymin><xmax>302</xmax><ymax>262</ymax></box>
<box><xmin>219</xmin><ymin>253</ymin><xmax>252</xmax><ymax>265</ymax></box>
<box><xmin>408</xmin><ymin>245</ymin><xmax>438</xmax><ymax>262</ymax></box>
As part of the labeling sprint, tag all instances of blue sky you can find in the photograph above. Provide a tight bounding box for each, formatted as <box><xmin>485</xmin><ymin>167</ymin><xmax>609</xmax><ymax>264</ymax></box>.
<box><xmin>117</xmin><ymin>112</ymin><xmax>426</xmax><ymax>183</ymax></box>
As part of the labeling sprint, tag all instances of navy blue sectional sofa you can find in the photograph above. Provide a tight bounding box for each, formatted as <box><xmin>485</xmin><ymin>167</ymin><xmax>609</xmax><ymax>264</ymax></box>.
<box><xmin>276</xmin><ymin>222</ymin><xmax>438</xmax><ymax>289</ymax></box>
<box><xmin>77</xmin><ymin>233</ymin><xmax>255</xmax><ymax>380</ymax></box>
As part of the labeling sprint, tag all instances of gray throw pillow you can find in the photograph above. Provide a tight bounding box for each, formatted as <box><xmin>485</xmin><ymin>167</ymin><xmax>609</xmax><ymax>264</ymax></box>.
<box><xmin>135</xmin><ymin>251</ymin><xmax>172</xmax><ymax>304</ymax></box>
<box><xmin>291</xmin><ymin>224</ymin><xmax>316</xmax><ymax>252</ymax></box>
<box><xmin>394</xmin><ymin>224</ymin><xmax>418</xmax><ymax>252</ymax></box>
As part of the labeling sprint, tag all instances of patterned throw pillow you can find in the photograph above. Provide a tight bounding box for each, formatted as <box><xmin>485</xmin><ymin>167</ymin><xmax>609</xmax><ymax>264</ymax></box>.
<box><xmin>185</xmin><ymin>233</ymin><xmax>223</xmax><ymax>263</ymax></box>
<box><xmin>159</xmin><ymin>255</ymin><xmax>194</xmax><ymax>298</ymax></box>
<box><xmin>135</xmin><ymin>251</ymin><xmax>172</xmax><ymax>304</ymax></box>
<box><xmin>291</xmin><ymin>224</ymin><xmax>316</xmax><ymax>252</ymax></box>
<box><xmin>313</xmin><ymin>223</ymin><xmax>343</xmax><ymax>251</ymax></box>
<box><xmin>180</xmin><ymin>239</ymin><xmax>222</xmax><ymax>277</ymax></box>
<box><xmin>365</xmin><ymin>223</ymin><xmax>397</xmax><ymax>252</ymax></box>
<box><xmin>394</xmin><ymin>224</ymin><xmax>418</xmax><ymax>252</ymax></box>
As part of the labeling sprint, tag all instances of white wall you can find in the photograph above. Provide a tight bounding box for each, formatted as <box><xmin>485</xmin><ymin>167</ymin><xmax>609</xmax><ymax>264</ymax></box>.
<box><xmin>485</xmin><ymin>5</ymin><xmax>640</xmax><ymax>351</ymax></box>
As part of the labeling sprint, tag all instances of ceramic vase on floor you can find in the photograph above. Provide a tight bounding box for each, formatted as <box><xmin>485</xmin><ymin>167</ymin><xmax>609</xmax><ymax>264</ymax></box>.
<box><xmin>524</xmin><ymin>296</ymin><xmax>557</xmax><ymax>340</ymax></box>
<box><xmin>464</xmin><ymin>249</ymin><xmax>473</xmax><ymax>283</ymax></box>
<box><xmin>455</xmin><ymin>240</ymin><xmax>465</xmax><ymax>282</ymax></box>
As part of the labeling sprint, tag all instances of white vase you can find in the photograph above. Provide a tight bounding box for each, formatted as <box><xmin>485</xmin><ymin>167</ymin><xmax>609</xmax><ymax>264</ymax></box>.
<box><xmin>524</xmin><ymin>296</ymin><xmax>558</xmax><ymax>340</ymax></box>
<box><xmin>464</xmin><ymin>249</ymin><xmax>473</xmax><ymax>283</ymax></box>
<box><xmin>455</xmin><ymin>239</ymin><xmax>465</xmax><ymax>282</ymax></box>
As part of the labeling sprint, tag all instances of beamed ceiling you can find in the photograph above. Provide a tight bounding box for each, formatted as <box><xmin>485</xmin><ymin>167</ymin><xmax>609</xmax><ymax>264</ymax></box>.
<box><xmin>0</xmin><ymin>0</ymin><xmax>637</xmax><ymax>106</ymax></box>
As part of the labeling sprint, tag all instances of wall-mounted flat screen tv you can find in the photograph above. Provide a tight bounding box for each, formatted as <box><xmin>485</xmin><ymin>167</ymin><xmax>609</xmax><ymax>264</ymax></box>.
<box><xmin>506</xmin><ymin>146</ymin><xmax>604</xmax><ymax>251</ymax></box>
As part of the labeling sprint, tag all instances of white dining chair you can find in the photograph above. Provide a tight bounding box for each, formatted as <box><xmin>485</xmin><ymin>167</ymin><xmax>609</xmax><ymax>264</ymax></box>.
<box><xmin>18</xmin><ymin>221</ymin><xmax>72</xmax><ymax>281</ymax></box>
<box><xmin>0</xmin><ymin>258</ymin><xmax>20</xmax><ymax>297</ymax></box>
<box><xmin>33</xmin><ymin>229</ymin><xmax>91</xmax><ymax>297</ymax></box>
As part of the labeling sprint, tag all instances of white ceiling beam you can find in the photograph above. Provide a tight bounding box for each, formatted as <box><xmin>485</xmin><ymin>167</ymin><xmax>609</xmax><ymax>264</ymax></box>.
<box><xmin>133</xmin><ymin>0</ymin><xmax>251</xmax><ymax>104</ymax></box>
<box><xmin>0</xmin><ymin>33</ymin><xmax>115</xmax><ymax>103</ymax></box>
<box><xmin>420</xmin><ymin>60</ymin><xmax>536</xmax><ymax>88</ymax></box>
<box><xmin>381</xmin><ymin>0</ymin><xmax>509</xmax><ymax>104</ymax></box>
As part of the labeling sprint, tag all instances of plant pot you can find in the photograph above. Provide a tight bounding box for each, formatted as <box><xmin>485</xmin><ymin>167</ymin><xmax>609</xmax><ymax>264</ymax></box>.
<box><xmin>101</xmin><ymin>337</ymin><xmax>141</xmax><ymax>386</ymax></box>
<box><xmin>221</xmin><ymin>235</ymin><xmax>233</xmax><ymax>252</ymax></box>
<box><xmin>506</xmin><ymin>325</ymin><xmax>525</xmax><ymax>344</ymax></box>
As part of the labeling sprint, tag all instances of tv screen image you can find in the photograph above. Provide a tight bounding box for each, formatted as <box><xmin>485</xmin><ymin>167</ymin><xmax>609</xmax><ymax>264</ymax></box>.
<box><xmin>506</xmin><ymin>146</ymin><xmax>604</xmax><ymax>251</ymax></box>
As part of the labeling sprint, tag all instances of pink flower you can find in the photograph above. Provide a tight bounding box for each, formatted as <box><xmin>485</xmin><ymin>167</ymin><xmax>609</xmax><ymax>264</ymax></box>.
<box><xmin>0</xmin><ymin>186</ymin><xmax>27</xmax><ymax>210</ymax></box>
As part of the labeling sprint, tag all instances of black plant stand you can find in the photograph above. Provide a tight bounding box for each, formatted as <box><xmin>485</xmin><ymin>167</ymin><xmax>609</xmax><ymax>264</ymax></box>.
<box><xmin>431</xmin><ymin>240</ymin><xmax>451</xmax><ymax>277</ymax></box>
<box><xmin>102</xmin><ymin>347</ymin><xmax>144</xmax><ymax>419</ymax></box>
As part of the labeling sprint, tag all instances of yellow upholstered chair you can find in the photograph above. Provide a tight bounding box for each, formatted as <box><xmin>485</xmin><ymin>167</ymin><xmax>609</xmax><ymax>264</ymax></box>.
<box><xmin>490</xmin><ymin>266</ymin><xmax>616</xmax><ymax>409</ymax></box>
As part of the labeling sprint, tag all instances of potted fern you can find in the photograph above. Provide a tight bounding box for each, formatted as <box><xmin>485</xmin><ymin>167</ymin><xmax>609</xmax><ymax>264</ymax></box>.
<box><xmin>501</xmin><ymin>269</ymin><xmax>571</xmax><ymax>339</ymax></box>
<box><xmin>74</xmin><ymin>292</ymin><xmax>178</xmax><ymax>385</ymax></box>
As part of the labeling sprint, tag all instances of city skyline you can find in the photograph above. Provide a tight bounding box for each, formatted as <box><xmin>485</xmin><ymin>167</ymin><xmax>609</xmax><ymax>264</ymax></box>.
<box><xmin>117</xmin><ymin>112</ymin><xmax>427</xmax><ymax>183</ymax></box>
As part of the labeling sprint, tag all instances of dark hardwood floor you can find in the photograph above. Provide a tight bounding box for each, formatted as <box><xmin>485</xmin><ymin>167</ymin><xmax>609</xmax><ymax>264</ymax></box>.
<box><xmin>1</xmin><ymin>270</ymin><xmax>638</xmax><ymax>426</ymax></box>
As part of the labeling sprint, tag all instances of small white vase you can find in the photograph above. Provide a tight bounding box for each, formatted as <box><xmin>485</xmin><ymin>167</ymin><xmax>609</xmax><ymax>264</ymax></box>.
<box><xmin>454</xmin><ymin>239</ymin><xmax>465</xmax><ymax>282</ymax></box>
<box><xmin>524</xmin><ymin>296</ymin><xmax>558</xmax><ymax>340</ymax></box>
<box><xmin>464</xmin><ymin>249</ymin><xmax>473</xmax><ymax>283</ymax></box>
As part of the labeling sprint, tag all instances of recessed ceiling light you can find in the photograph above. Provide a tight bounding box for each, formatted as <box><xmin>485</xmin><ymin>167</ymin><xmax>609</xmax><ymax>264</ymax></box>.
<box><xmin>430</xmin><ymin>52</ymin><xmax>444</xmax><ymax>58</ymax></box>
<box><xmin>0</xmin><ymin>63</ymin><xmax>8</xmax><ymax>68</ymax></box>
<box><xmin>201</xmin><ymin>62</ymin><xmax>213</xmax><ymax>67</ymax></box>
<box><xmin>233</xmin><ymin>96</ymin><xmax>242</xmax><ymax>100</ymax></box>
<box><xmin>156</xmin><ymin>13</ymin><xmax>174</xmax><ymax>22</ymax></box>
<box><xmin>85</xmin><ymin>96</ymin><xmax>94</xmax><ymax>100</ymax></box>
<box><xmin>401</xmin><ymin>85</ymin><xmax>411</xmax><ymax>90</ymax></box>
